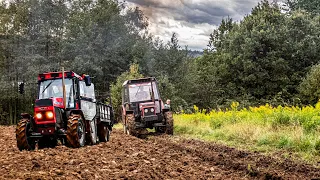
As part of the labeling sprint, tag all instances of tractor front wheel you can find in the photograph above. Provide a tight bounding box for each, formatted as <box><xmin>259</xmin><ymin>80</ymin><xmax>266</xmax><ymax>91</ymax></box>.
<box><xmin>126</xmin><ymin>114</ymin><xmax>138</xmax><ymax>136</ymax></box>
<box><xmin>66</xmin><ymin>114</ymin><xmax>86</xmax><ymax>148</ymax></box>
<box><xmin>164</xmin><ymin>112</ymin><xmax>174</xmax><ymax>135</ymax></box>
<box><xmin>16</xmin><ymin>119</ymin><xmax>36</xmax><ymax>151</ymax></box>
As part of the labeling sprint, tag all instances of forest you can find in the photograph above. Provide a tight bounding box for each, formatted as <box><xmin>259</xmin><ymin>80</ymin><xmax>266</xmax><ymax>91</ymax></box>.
<box><xmin>1</xmin><ymin>0</ymin><xmax>320</xmax><ymax>124</ymax></box>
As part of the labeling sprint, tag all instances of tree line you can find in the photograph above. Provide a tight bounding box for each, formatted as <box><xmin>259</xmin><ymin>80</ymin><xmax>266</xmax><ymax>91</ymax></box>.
<box><xmin>112</xmin><ymin>0</ymin><xmax>320</xmax><ymax>115</ymax></box>
<box><xmin>0</xmin><ymin>0</ymin><xmax>320</xmax><ymax>124</ymax></box>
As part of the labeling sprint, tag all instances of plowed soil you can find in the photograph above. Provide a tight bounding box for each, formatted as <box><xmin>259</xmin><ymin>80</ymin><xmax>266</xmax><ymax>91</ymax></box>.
<box><xmin>0</xmin><ymin>125</ymin><xmax>320</xmax><ymax>180</ymax></box>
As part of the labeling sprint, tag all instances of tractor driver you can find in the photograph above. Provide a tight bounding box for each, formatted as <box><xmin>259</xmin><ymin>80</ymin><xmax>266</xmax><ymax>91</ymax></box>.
<box><xmin>136</xmin><ymin>91</ymin><xmax>149</xmax><ymax>101</ymax></box>
<box><xmin>53</xmin><ymin>85</ymin><xmax>64</xmax><ymax>97</ymax></box>
<box><xmin>136</xmin><ymin>86</ymin><xmax>150</xmax><ymax>101</ymax></box>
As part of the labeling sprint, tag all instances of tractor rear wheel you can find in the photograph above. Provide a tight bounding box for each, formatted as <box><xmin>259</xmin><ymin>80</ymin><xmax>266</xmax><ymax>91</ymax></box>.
<box><xmin>126</xmin><ymin>114</ymin><xmax>138</xmax><ymax>136</ymax></box>
<box><xmin>164</xmin><ymin>111</ymin><xmax>174</xmax><ymax>135</ymax></box>
<box><xmin>16</xmin><ymin>119</ymin><xmax>36</xmax><ymax>151</ymax></box>
<box><xmin>98</xmin><ymin>123</ymin><xmax>110</xmax><ymax>142</ymax></box>
<box><xmin>66</xmin><ymin>114</ymin><xmax>86</xmax><ymax>148</ymax></box>
<box><xmin>38</xmin><ymin>137</ymin><xmax>58</xmax><ymax>149</ymax></box>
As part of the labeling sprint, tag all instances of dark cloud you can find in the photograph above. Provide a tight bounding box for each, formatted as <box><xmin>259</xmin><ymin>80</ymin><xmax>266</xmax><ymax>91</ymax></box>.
<box><xmin>175</xmin><ymin>8</ymin><xmax>228</xmax><ymax>25</ymax></box>
<box><xmin>124</xmin><ymin>0</ymin><xmax>260</xmax><ymax>26</ymax></box>
<box><xmin>123</xmin><ymin>0</ymin><xmax>269</xmax><ymax>50</ymax></box>
<box><xmin>125</xmin><ymin>0</ymin><xmax>177</xmax><ymax>9</ymax></box>
<box><xmin>182</xmin><ymin>1</ymin><xmax>235</xmax><ymax>17</ymax></box>
<box><xmin>125</xmin><ymin>0</ymin><xmax>160</xmax><ymax>7</ymax></box>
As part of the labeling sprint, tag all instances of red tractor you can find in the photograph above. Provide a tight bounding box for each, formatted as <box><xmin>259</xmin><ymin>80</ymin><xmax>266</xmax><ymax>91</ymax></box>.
<box><xmin>121</xmin><ymin>77</ymin><xmax>173</xmax><ymax>136</ymax></box>
<box><xmin>16</xmin><ymin>70</ymin><xmax>114</xmax><ymax>150</ymax></box>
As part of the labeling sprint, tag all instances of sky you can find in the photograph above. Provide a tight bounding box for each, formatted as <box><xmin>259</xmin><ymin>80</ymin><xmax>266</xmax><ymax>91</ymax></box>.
<box><xmin>121</xmin><ymin>0</ymin><xmax>279</xmax><ymax>51</ymax></box>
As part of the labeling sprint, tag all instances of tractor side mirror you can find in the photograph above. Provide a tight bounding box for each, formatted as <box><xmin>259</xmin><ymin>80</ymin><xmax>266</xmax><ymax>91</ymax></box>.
<box><xmin>84</xmin><ymin>75</ymin><xmax>91</xmax><ymax>86</ymax></box>
<box><xmin>18</xmin><ymin>82</ymin><xmax>25</xmax><ymax>94</ymax></box>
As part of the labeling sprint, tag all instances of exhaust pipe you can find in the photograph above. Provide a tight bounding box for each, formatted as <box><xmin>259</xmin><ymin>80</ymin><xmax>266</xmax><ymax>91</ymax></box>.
<box><xmin>62</xmin><ymin>67</ymin><xmax>67</xmax><ymax>108</ymax></box>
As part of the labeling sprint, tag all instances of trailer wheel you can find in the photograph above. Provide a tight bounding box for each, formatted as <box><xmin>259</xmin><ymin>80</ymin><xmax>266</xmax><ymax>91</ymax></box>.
<box><xmin>164</xmin><ymin>111</ymin><xmax>174</xmax><ymax>135</ymax></box>
<box><xmin>16</xmin><ymin>119</ymin><xmax>36</xmax><ymax>151</ymax></box>
<box><xmin>66</xmin><ymin>114</ymin><xmax>86</xmax><ymax>148</ymax></box>
<box><xmin>98</xmin><ymin>123</ymin><xmax>110</xmax><ymax>142</ymax></box>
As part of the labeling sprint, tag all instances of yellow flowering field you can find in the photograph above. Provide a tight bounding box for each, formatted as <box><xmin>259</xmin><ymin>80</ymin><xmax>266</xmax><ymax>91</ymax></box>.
<box><xmin>174</xmin><ymin>102</ymin><xmax>320</xmax><ymax>163</ymax></box>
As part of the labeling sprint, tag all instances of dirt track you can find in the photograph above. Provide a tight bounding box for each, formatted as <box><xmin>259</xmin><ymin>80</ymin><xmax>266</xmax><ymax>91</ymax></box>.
<box><xmin>0</xmin><ymin>126</ymin><xmax>320</xmax><ymax>180</ymax></box>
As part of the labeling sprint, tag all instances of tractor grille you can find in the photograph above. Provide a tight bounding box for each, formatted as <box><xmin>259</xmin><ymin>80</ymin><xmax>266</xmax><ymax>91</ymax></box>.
<box><xmin>143</xmin><ymin>108</ymin><xmax>155</xmax><ymax>116</ymax></box>
<box><xmin>35</xmin><ymin>99</ymin><xmax>53</xmax><ymax>107</ymax></box>
<box><xmin>144</xmin><ymin>110</ymin><xmax>154</xmax><ymax>116</ymax></box>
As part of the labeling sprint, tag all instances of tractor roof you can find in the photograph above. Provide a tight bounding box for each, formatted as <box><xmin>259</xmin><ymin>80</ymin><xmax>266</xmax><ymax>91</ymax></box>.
<box><xmin>123</xmin><ymin>77</ymin><xmax>157</xmax><ymax>86</ymax></box>
<box><xmin>38</xmin><ymin>71</ymin><xmax>84</xmax><ymax>81</ymax></box>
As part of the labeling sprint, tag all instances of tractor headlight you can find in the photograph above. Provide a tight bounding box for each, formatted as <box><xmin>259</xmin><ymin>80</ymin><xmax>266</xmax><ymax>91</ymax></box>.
<box><xmin>150</xmin><ymin>108</ymin><xmax>154</xmax><ymax>113</ymax></box>
<box><xmin>144</xmin><ymin>109</ymin><xmax>148</xmax><ymax>113</ymax></box>
<box><xmin>35</xmin><ymin>113</ymin><xmax>42</xmax><ymax>119</ymax></box>
<box><xmin>46</xmin><ymin>111</ymin><xmax>54</xmax><ymax>119</ymax></box>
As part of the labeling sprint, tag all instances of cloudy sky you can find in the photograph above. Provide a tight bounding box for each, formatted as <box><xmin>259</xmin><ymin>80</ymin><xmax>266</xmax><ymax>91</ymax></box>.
<box><xmin>122</xmin><ymin>0</ymin><xmax>278</xmax><ymax>51</ymax></box>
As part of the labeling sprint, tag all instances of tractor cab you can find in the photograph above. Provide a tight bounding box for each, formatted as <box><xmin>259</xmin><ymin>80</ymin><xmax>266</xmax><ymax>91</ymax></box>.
<box><xmin>122</xmin><ymin>77</ymin><xmax>163</xmax><ymax>121</ymax></box>
<box><xmin>33</xmin><ymin>71</ymin><xmax>94</xmax><ymax>128</ymax></box>
<box><xmin>38</xmin><ymin>77</ymin><xmax>74</xmax><ymax>108</ymax></box>
<box><xmin>36</xmin><ymin>71</ymin><xmax>92</xmax><ymax>109</ymax></box>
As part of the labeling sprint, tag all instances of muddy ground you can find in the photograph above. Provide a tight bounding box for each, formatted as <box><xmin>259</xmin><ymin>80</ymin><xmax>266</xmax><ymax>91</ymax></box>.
<box><xmin>0</xmin><ymin>126</ymin><xmax>319</xmax><ymax>180</ymax></box>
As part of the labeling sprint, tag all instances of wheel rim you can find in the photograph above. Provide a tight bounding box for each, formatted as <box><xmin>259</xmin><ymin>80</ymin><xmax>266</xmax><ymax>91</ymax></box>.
<box><xmin>78</xmin><ymin>120</ymin><xmax>85</xmax><ymax>146</ymax></box>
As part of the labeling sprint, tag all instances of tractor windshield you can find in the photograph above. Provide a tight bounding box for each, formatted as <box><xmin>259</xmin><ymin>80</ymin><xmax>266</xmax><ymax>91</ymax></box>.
<box><xmin>128</xmin><ymin>82</ymin><xmax>159</xmax><ymax>102</ymax></box>
<box><xmin>38</xmin><ymin>79</ymin><xmax>73</xmax><ymax>100</ymax></box>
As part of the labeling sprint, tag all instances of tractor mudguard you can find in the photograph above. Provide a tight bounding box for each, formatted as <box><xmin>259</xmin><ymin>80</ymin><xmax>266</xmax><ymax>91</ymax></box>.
<box><xmin>20</xmin><ymin>113</ymin><xmax>37</xmax><ymax>130</ymax></box>
<box><xmin>162</xmin><ymin>107</ymin><xmax>170</xmax><ymax>113</ymax></box>
<box><xmin>126</xmin><ymin>110</ymin><xmax>134</xmax><ymax>115</ymax></box>
<box><xmin>69</xmin><ymin>110</ymin><xmax>85</xmax><ymax>120</ymax></box>
<box><xmin>21</xmin><ymin>113</ymin><xmax>32</xmax><ymax>120</ymax></box>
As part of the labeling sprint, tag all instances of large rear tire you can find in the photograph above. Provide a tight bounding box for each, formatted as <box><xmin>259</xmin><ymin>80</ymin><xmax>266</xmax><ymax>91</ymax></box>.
<box><xmin>66</xmin><ymin>114</ymin><xmax>86</xmax><ymax>148</ymax></box>
<box><xmin>165</xmin><ymin>112</ymin><xmax>174</xmax><ymax>135</ymax></box>
<box><xmin>98</xmin><ymin>123</ymin><xmax>110</xmax><ymax>142</ymax></box>
<box><xmin>16</xmin><ymin>119</ymin><xmax>36</xmax><ymax>151</ymax></box>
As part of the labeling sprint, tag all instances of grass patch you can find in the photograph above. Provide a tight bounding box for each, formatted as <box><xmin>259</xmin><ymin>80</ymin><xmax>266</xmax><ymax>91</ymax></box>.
<box><xmin>174</xmin><ymin>103</ymin><xmax>320</xmax><ymax>165</ymax></box>
<box><xmin>113</xmin><ymin>123</ymin><xmax>123</xmax><ymax>130</ymax></box>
